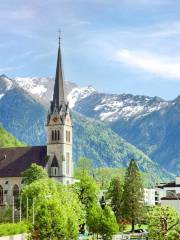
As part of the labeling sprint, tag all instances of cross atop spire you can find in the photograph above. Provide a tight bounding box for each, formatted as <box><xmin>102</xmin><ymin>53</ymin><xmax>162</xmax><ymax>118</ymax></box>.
<box><xmin>52</xmin><ymin>31</ymin><xmax>67</xmax><ymax>109</ymax></box>
<box><xmin>58</xmin><ymin>29</ymin><xmax>61</xmax><ymax>47</ymax></box>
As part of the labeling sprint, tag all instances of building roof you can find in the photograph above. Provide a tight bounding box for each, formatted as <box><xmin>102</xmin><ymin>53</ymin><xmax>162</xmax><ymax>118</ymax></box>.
<box><xmin>0</xmin><ymin>146</ymin><xmax>47</xmax><ymax>177</ymax></box>
<box><xmin>161</xmin><ymin>193</ymin><xmax>180</xmax><ymax>200</ymax></box>
<box><xmin>161</xmin><ymin>181</ymin><xmax>180</xmax><ymax>188</ymax></box>
<box><xmin>52</xmin><ymin>35</ymin><xmax>66</xmax><ymax>109</ymax></box>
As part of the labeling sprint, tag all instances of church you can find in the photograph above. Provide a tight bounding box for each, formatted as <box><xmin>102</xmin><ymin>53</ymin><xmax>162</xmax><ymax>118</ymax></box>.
<box><xmin>0</xmin><ymin>38</ymin><xmax>74</xmax><ymax>205</ymax></box>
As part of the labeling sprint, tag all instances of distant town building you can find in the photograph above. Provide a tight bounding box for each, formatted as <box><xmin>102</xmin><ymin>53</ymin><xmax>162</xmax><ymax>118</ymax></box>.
<box><xmin>144</xmin><ymin>188</ymin><xmax>156</xmax><ymax>206</ymax></box>
<box><xmin>158</xmin><ymin>176</ymin><xmax>180</xmax><ymax>215</ymax></box>
<box><xmin>0</xmin><ymin>37</ymin><xmax>74</xmax><ymax>206</ymax></box>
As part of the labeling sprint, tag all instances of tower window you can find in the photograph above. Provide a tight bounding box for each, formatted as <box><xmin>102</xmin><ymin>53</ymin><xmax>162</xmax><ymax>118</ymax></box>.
<box><xmin>51</xmin><ymin>167</ymin><xmax>58</xmax><ymax>177</ymax></box>
<box><xmin>55</xmin><ymin>130</ymin><xmax>57</xmax><ymax>141</ymax></box>
<box><xmin>0</xmin><ymin>185</ymin><xmax>3</xmax><ymax>205</ymax></box>
<box><xmin>52</xmin><ymin>131</ymin><xmax>54</xmax><ymax>141</ymax></box>
<box><xmin>66</xmin><ymin>131</ymin><xmax>70</xmax><ymax>142</ymax></box>
<box><xmin>66</xmin><ymin>152</ymin><xmax>70</xmax><ymax>175</ymax></box>
<box><xmin>58</xmin><ymin>130</ymin><xmax>60</xmax><ymax>140</ymax></box>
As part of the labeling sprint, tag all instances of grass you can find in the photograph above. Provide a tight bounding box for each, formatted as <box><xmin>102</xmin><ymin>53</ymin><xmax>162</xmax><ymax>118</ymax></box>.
<box><xmin>124</xmin><ymin>224</ymin><xmax>148</xmax><ymax>232</ymax></box>
<box><xmin>0</xmin><ymin>125</ymin><xmax>25</xmax><ymax>147</ymax></box>
<box><xmin>0</xmin><ymin>222</ymin><xmax>27</xmax><ymax>237</ymax></box>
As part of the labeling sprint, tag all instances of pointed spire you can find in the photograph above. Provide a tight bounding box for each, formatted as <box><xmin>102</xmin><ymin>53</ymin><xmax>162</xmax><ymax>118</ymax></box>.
<box><xmin>52</xmin><ymin>31</ymin><xmax>66</xmax><ymax>108</ymax></box>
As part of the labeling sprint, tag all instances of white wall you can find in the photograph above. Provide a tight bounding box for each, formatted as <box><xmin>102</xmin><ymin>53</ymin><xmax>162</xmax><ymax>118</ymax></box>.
<box><xmin>161</xmin><ymin>199</ymin><xmax>180</xmax><ymax>215</ymax></box>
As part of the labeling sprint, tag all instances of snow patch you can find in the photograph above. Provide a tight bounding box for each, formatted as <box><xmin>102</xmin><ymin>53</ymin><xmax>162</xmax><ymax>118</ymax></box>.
<box><xmin>0</xmin><ymin>93</ymin><xmax>4</xmax><ymax>99</ymax></box>
<box><xmin>67</xmin><ymin>86</ymin><xmax>96</xmax><ymax>108</ymax></box>
<box><xmin>15</xmin><ymin>77</ymin><xmax>48</xmax><ymax>97</ymax></box>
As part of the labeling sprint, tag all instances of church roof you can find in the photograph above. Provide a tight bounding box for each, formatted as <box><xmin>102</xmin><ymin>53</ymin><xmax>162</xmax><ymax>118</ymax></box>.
<box><xmin>0</xmin><ymin>146</ymin><xmax>47</xmax><ymax>177</ymax></box>
<box><xmin>52</xmin><ymin>35</ymin><xmax>67</xmax><ymax>109</ymax></box>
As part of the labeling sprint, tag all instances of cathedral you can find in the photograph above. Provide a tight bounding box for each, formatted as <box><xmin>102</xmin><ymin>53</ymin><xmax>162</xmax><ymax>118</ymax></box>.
<box><xmin>0</xmin><ymin>38</ymin><xmax>74</xmax><ymax>205</ymax></box>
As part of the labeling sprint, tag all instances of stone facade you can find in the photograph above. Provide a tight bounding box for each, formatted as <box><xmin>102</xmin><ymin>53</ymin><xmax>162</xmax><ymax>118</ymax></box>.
<box><xmin>0</xmin><ymin>177</ymin><xmax>22</xmax><ymax>205</ymax></box>
<box><xmin>47</xmin><ymin>109</ymin><xmax>74</xmax><ymax>185</ymax></box>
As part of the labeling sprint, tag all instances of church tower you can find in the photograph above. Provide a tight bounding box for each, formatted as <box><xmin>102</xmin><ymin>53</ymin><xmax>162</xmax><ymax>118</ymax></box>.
<box><xmin>47</xmin><ymin>36</ymin><xmax>73</xmax><ymax>185</ymax></box>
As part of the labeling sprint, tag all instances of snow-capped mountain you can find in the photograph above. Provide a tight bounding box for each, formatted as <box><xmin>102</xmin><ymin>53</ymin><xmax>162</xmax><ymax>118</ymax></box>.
<box><xmin>0</xmin><ymin>75</ymin><xmax>179</xmax><ymax>173</ymax></box>
<box><xmin>0</xmin><ymin>75</ymin><xmax>15</xmax><ymax>99</ymax></box>
<box><xmin>14</xmin><ymin>77</ymin><xmax>77</xmax><ymax>106</ymax></box>
<box><xmin>67</xmin><ymin>86</ymin><xmax>96</xmax><ymax>108</ymax></box>
<box><xmin>73</xmin><ymin>92</ymin><xmax>170</xmax><ymax>121</ymax></box>
<box><xmin>12</xmin><ymin>75</ymin><xmax>171</xmax><ymax>122</ymax></box>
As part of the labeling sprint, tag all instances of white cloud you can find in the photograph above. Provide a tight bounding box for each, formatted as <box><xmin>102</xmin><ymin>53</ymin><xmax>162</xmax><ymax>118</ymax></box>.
<box><xmin>115</xmin><ymin>49</ymin><xmax>180</xmax><ymax>80</ymax></box>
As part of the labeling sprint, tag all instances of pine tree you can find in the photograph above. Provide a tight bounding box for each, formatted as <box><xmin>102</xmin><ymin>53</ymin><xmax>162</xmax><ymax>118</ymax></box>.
<box><xmin>107</xmin><ymin>176</ymin><xmax>123</xmax><ymax>224</ymax></box>
<box><xmin>121</xmin><ymin>159</ymin><xmax>144</xmax><ymax>232</ymax></box>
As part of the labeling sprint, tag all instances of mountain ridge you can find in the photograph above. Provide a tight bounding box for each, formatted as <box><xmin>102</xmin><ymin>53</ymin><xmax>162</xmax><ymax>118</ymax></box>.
<box><xmin>0</xmin><ymin>75</ymin><xmax>179</xmax><ymax>173</ymax></box>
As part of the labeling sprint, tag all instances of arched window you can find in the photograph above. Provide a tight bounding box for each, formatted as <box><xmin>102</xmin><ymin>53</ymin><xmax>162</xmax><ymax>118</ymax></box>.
<box><xmin>58</xmin><ymin>130</ymin><xmax>60</xmax><ymax>140</ymax></box>
<box><xmin>52</xmin><ymin>131</ymin><xmax>54</xmax><ymax>141</ymax></box>
<box><xmin>13</xmin><ymin>185</ymin><xmax>20</xmax><ymax>207</ymax></box>
<box><xmin>13</xmin><ymin>185</ymin><xmax>19</xmax><ymax>200</ymax></box>
<box><xmin>66</xmin><ymin>153</ymin><xmax>70</xmax><ymax>175</ymax></box>
<box><xmin>0</xmin><ymin>185</ymin><xmax>3</xmax><ymax>205</ymax></box>
<box><xmin>55</xmin><ymin>130</ymin><xmax>57</xmax><ymax>141</ymax></box>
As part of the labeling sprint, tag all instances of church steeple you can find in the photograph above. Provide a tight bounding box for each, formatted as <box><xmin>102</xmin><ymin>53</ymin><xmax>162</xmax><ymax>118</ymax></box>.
<box><xmin>47</xmin><ymin>34</ymin><xmax>73</xmax><ymax>185</ymax></box>
<box><xmin>52</xmin><ymin>32</ymin><xmax>66</xmax><ymax>110</ymax></box>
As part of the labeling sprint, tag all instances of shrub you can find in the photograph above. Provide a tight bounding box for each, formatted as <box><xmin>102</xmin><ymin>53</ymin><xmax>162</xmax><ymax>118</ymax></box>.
<box><xmin>0</xmin><ymin>222</ymin><xmax>27</xmax><ymax>236</ymax></box>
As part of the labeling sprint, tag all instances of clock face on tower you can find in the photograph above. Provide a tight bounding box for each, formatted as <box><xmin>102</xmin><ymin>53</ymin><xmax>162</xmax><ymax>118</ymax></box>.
<box><xmin>53</xmin><ymin>117</ymin><xmax>58</xmax><ymax>123</ymax></box>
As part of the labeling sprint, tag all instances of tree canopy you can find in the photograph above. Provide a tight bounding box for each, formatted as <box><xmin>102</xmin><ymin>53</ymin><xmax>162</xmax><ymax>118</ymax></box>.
<box><xmin>21</xmin><ymin>163</ymin><xmax>48</xmax><ymax>185</ymax></box>
<box><xmin>22</xmin><ymin>179</ymin><xmax>85</xmax><ymax>239</ymax></box>
<box><xmin>121</xmin><ymin>159</ymin><xmax>144</xmax><ymax>231</ymax></box>
<box><xmin>73</xmin><ymin>172</ymin><xmax>99</xmax><ymax>213</ymax></box>
<box><xmin>107</xmin><ymin>176</ymin><xmax>123</xmax><ymax>224</ymax></box>
<box><xmin>148</xmin><ymin>205</ymin><xmax>180</xmax><ymax>240</ymax></box>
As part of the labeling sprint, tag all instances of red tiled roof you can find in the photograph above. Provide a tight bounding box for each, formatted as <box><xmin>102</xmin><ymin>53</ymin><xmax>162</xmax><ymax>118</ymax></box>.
<box><xmin>0</xmin><ymin>146</ymin><xmax>47</xmax><ymax>177</ymax></box>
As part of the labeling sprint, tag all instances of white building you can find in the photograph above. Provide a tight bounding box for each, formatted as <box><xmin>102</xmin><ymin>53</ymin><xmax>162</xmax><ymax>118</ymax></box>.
<box><xmin>144</xmin><ymin>188</ymin><xmax>156</xmax><ymax>206</ymax></box>
<box><xmin>156</xmin><ymin>176</ymin><xmax>180</xmax><ymax>215</ymax></box>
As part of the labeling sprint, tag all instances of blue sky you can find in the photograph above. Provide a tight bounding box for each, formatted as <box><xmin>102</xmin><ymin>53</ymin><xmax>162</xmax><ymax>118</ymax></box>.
<box><xmin>0</xmin><ymin>0</ymin><xmax>180</xmax><ymax>99</ymax></box>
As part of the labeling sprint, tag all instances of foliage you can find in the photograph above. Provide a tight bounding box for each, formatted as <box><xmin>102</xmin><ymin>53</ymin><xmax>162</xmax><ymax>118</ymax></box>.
<box><xmin>148</xmin><ymin>205</ymin><xmax>180</xmax><ymax>240</ymax></box>
<box><xmin>0</xmin><ymin>125</ymin><xmax>25</xmax><ymax>147</ymax></box>
<box><xmin>21</xmin><ymin>163</ymin><xmax>48</xmax><ymax>185</ymax></box>
<box><xmin>86</xmin><ymin>202</ymin><xmax>102</xmax><ymax>236</ymax></box>
<box><xmin>0</xmin><ymin>205</ymin><xmax>12</xmax><ymax>223</ymax></box>
<box><xmin>87</xmin><ymin>204</ymin><xmax>118</xmax><ymax>240</ymax></box>
<box><xmin>74</xmin><ymin>157</ymin><xmax>94</xmax><ymax>178</ymax></box>
<box><xmin>98</xmin><ymin>206</ymin><xmax>119</xmax><ymax>240</ymax></box>
<box><xmin>73</xmin><ymin>172</ymin><xmax>99</xmax><ymax>213</ymax></box>
<box><xmin>22</xmin><ymin>179</ymin><xmax>85</xmax><ymax>240</ymax></box>
<box><xmin>0</xmin><ymin>222</ymin><xmax>27</xmax><ymax>237</ymax></box>
<box><xmin>107</xmin><ymin>176</ymin><xmax>123</xmax><ymax>224</ymax></box>
<box><xmin>95</xmin><ymin>168</ymin><xmax>125</xmax><ymax>189</ymax></box>
<box><xmin>121</xmin><ymin>159</ymin><xmax>144</xmax><ymax>232</ymax></box>
<box><xmin>73</xmin><ymin>113</ymin><xmax>172</xmax><ymax>184</ymax></box>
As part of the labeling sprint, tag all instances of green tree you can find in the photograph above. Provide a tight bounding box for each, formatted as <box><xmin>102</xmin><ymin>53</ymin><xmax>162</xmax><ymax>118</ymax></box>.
<box><xmin>21</xmin><ymin>163</ymin><xmax>48</xmax><ymax>185</ymax></box>
<box><xmin>87</xmin><ymin>202</ymin><xmax>102</xmax><ymax>238</ymax></box>
<box><xmin>73</xmin><ymin>173</ymin><xmax>99</xmax><ymax>213</ymax></box>
<box><xmin>87</xmin><ymin>204</ymin><xmax>118</xmax><ymax>240</ymax></box>
<box><xmin>148</xmin><ymin>205</ymin><xmax>180</xmax><ymax>240</ymax></box>
<box><xmin>22</xmin><ymin>179</ymin><xmax>85</xmax><ymax>240</ymax></box>
<box><xmin>99</xmin><ymin>206</ymin><xmax>119</xmax><ymax>240</ymax></box>
<box><xmin>107</xmin><ymin>176</ymin><xmax>123</xmax><ymax>224</ymax></box>
<box><xmin>75</xmin><ymin>157</ymin><xmax>94</xmax><ymax>178</ymax></box>
<box><xmin>95</xmin><ymin>168</ymin><xmax>125</xmax><ymax>190</ymax></box>
<box><xmin>121</xmin><ymin>159</ymin><xmax>144</xmax><ymax>232</ymax></box>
